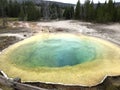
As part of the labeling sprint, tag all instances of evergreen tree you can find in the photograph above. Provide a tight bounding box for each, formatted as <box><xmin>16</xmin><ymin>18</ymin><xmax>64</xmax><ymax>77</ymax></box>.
<box><xmin>113</xmin><ymin>1</ymin><xmax>117</xmax><ymax>22</ymax></box>
<box><xmin>81</xmin><ymin>5</ymin><xmax>84</xmax><ymax>19</ymax></box>
<box><xmin>7</xmin><ymin>0</ymin><xmax>12</xmax><ymax>17</ymax></box>
<box><xmin>49</xmin><ymin>4</ymin><xmax>63</xmax><ymax>19</ymax></box>
<box><xmin>70</xmin><ymin>6</ymin><xmax>74</xmax><ymax>19</ymax></box>
<box><xmin>56</xmin><ymin>5</ymin><xmax>63</xmax><ymax>19</ymax></box>
<box><xmin>84</xmin><ymin>0</ymin><xmax>91</xmax><ymax>21</ymax></box>
<box><xmin>13</xmin><ymin>0</ymin><xmax>20</xmax><ymax>17</ymax></box>
<box><xmin>19</xmin><ymin>7</ymin><xmax>26</xmax><ymax>21</ymax></box>
<box><xmin>34</xmin><ymin>7</ymin><xmax>41</xmax><ymax>20</ymax></box>
<box><xmin>25</xmin><ymin>1</ymin><xmax>41</xmax><ymax>21</ymax></box>
<box><xmin>102</xmin><ymin>1</ymin><xmax>108</xmax><ymax>22</ymax></box>
<box><xmin>41</xmin><ymin>2</ymin><xmax>50</xmax><ymax>20</ymax></box>
<box><xmin>63</xmin><ymin>7</ymin><xmax>70</xmax><ymax>19</ymax></box>
<box><xmin>7</xmin><ymin>0</ymin><xmax>20</xmax><ymax>17</ymax></box>
<box><xmin>89</xmin><ymin>1</ymin><xmax>95</xmax><ymax>21</ymax></box>
<box><xmin>96</xmin><ymin>2</ymin><xmax>105</xmax><ymax>22</ymax></box>
<box><xmin>0</xmin><ymin>1</ymin><xmax>1</xmax><ymax>17</ymax></box>
<box><xmin>107</xmin><ymin>0</ymin><xmax>114</xmax><ymax>22</ymax></box>
<box><xmin>116</xmin><ymin>6</ymin><xmax>120</xmax><ymax>22</ymax></box>
<box><xmin>49</xmin><ymin>4</ymin><xmax>58</xmax><ymax>19</ymax></box>
<box><xmin>74</xmin><ymin>0</ymin><xmax>81</xmax><ymax>20</ymax></box>
<box><xmin>0</xmin><ymin>0</ymin><xmax>8</xmax><ymax>27</ymax></box>
<box><xmin>63</xmin><ymin>6</ymin><xmax>74</xmax><ymax>20</ymax></box>
<box><xmin>0</xmin><ymin>0</ymin><xmax>119</xmax><ymax>23</ymax></box>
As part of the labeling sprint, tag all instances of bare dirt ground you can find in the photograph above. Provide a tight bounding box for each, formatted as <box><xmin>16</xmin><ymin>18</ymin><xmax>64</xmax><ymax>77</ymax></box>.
<box><xmin>0</xmin><ymin>22</ymin><xmax>36</xmax><ymax>51</ymax></box>
<box><xmin>85</xmin><ymin>22</ymin><xmax>120</xmax><ymax>46</ymax></box>
<box><xmin>0</xmin><ymin>20</ymin><xmax>120</xmax><ymax>52</ymax></box>
<box><xmin>37</xmin><ymin>20</ymin><xmax>120</xmax><ymax>46</ymax></box>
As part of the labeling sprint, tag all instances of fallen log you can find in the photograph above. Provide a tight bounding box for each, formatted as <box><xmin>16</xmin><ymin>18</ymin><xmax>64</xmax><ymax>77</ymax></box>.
<box><xmin>0</xmin><ymin>75</ymin><xmax>48</xmax><ymax>90</ymax></box>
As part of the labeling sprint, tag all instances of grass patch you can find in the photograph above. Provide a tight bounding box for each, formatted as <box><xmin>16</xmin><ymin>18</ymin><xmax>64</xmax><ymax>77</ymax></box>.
<box><xmin>0</xmin><ymin>18</ymin><xmax>18</xmax><ymax>22</ymax></box>
<box><xmin>7</xmin><ymin>18</ymin><xmax>19</xmax><ymax>21</ymax></box>
<box><xmin>0</xmin><ymin>17</ymin><xmax>18</xmax><ymax>28</ymax></box>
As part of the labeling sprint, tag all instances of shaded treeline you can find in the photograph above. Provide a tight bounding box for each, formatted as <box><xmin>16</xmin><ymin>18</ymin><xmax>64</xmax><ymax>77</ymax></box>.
<box><xmin>0</xmin><ymin>0</ymin><xmax>120</xmax><ymax>23</ymax></box>
<box><xmin>0</xmin><ymin>0</ymin><xmax>74</xmax><ymax>21</ymax></box>
<box><xmin>74</xmin><ymin>0</ymin><xmax>120</xmax><ymax>23</ymax></box>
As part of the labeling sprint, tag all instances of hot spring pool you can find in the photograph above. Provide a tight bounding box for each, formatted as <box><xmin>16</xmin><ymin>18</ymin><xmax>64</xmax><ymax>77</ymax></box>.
<box><xmin>0</xmin><ymin>33</ymin><xmax>120</xmax><ymax>86</ymax></box>
<box><xmin>8</xmin><ymin>34</ymin><xmax>102</xmax><ymax>67</ymax></box>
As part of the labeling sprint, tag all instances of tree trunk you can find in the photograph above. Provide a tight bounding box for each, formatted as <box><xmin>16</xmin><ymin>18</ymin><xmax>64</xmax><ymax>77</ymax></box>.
<box><xmin>1</xmin><ymin>7</ymin><xmax>7</xmax><ymax>28</ymax></box>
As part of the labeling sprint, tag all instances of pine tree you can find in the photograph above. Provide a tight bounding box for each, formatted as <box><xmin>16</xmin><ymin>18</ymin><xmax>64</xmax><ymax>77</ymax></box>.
<box><xmin>49</xmin><ymin>4</ymin><xmax>58</xmax><ymax>19</ymax></box>
<box><xmin>63</xmin><ymin>7</ymin><xmax>70</xmax><ymax>19</ymax></box>
<box><xmin>56</xmin><ymin>5</ymin><xmax>63</xmax><ymax>19</ymax></box>
<box><xmin>102</xmin><ymin>1</ymin><xmax>108</xmax><ymax>22</ymax></box>
<box><xmin>19</xmin><ymin>7</ymin><xmax>25</xmax><ymax>21</ymax></box>
<box><xmin>7</xmin><ymin>0</ymin><xmax>20</xmax><ymax>17</ymax></box>
<box><xmin>0</xmin><ymin>0</ymin><xmax>8</xmax><ymax>27</ymax></box>
<box><xmin>74</xmin><ymin>0</ymin><xmax>81</xmax><ymax>20</ymax></box>
<box><xmin>63</xmin><ymin>6</ymin><xmax>74</xmax><ymax>20</ymax></box>
<box><xmin>107</xmin><ymin>0</ymin><xmax>114</xmax><ymax>22</ymax></box>
<box><xmin>89</xmin><ymin>1</ymin><xmax>95</xmax><ymax>21</ymax></box>
<box><xmin>25</xmin><ymin>1</ymin><xmax>41</xmax><ymax>21</ymax></box>
<box><xmin>7</xmin><ymin>0</ymin><xmax>12</xmax><ymax>17</ymax></box>
<box><xmin>96</xmin><ymin>2</ymin><xmax>104</xmax><ymax>22</ymax></box>
<box><xmin>13</xmin><ymin>0</ymin><xmax>20</xmax><ymax>17</ymax></box>
<box><xmin>84</xmin><ymin>0</ymin><xmax>90</xmax><ymax>21</ymax></box>
<box><xmin>81</xmin><ymin>5</ymin><xmax>84</xmax><ymax>19</ymax></box>
<box><xmin>113</xmin><ymin>1</ymin><xmax>117</xmax><ymax>22</ymax></box>
<box><xmin>116</xmin><ymin>6</ymin><xmax>120</xmax><ymax>22</ymax></box>
<box><xmin>70</xmin><ymin>6</ymin><xmax>74</xmax><ymax>19</ymax></box>
<box><xmin>42</xmin><ymin>2</ymin><xmax>50</xmax><ymax>20</ymax></box>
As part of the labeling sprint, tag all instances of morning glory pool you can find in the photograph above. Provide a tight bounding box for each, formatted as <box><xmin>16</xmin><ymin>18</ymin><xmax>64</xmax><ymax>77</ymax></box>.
<box><xmin>8</xmin><ymin>34</ymin><xmax>101</xmax><ymax>67</ymax></box>
<box><xmin>0</xmin><ymin>33</ymin><xmax>120</xmax><ymax>86</ymax></box>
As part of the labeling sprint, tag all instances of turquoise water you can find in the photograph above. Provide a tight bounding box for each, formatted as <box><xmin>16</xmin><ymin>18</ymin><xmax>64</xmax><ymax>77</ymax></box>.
<box><xmin>9</xmin><ymin>37</ymin><xmax>100</xmax><ymax>67</ymax></box>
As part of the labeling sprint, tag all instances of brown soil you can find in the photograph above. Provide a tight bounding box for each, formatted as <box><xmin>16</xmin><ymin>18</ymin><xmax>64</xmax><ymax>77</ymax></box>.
<box><xmin>0</xmin><ymin>36</ymin><xmax>20</xmax><ymax>51</ymax></box>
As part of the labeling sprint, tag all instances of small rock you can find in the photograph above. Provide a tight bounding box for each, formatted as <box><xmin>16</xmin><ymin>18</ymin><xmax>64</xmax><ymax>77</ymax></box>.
<box><xmin>24</xmin><ymin>34</ymin><xmax>27</xmax><ymax>37</ymax></box>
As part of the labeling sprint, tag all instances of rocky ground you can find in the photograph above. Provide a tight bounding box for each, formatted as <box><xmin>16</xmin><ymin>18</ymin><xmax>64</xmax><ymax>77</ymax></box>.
<box><xmin>0</xmin><ymin>22</ymin><xmax>36</xmax><ymax>52</ymax></box>
<box><xmin>0</xmin><ymin>20</ymin><xmax>120</xmax><ymax>52</ymax></box>
<box><xmin>85</xmin><ymin>22</ymin><xmax>120</xmax><ymax>46</ymax></box>
<box><xmin>37</xmin><ymin>20</ymin><xmax>120</xmax><ymax>46</ymax></box>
